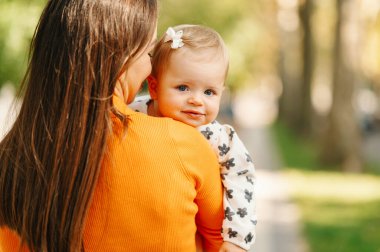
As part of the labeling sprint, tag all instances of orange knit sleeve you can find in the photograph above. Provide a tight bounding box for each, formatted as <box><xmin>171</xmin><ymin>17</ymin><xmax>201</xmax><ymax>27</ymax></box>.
<box><xmin>168</xmin><ymin>122</ymin><xmax>224</xmax><ymax>251</ymax></box>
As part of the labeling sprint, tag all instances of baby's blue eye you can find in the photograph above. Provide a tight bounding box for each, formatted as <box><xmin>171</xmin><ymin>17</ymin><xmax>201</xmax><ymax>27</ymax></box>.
<box><xmin>177</xmin><ymin>85</ymin><xmax>188</xmax><ymax>91</ymax></box>
<box><xmin>204</xmin><ymin>89</ymin><xmax>215</xmax><ymax>96</ymax></box>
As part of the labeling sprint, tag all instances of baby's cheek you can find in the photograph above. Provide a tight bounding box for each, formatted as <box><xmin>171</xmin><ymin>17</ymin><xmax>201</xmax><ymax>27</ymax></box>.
<box><xmin>211</xmin><ymin>103</ymin><xmax>220</xmax><ymax>115</ymax></box>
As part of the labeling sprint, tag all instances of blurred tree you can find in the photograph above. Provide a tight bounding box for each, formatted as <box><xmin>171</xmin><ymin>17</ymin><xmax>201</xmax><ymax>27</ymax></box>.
<box><xmin>0</xmin><ymin>1</ymin><xmax>43</xmax><ymax>88</ymax></box>
<box><xmin>277</xmin><ymin>0</ymin><xmax>303</xmax><ymax>130</ymax></box>
<box><xmin>298</xmin><ymin>0</ymin><xmax>315</xmax><ymax>136</ymax></box>
<box><xmin>360</xmin><ymin>3</ymin><xmax>380</xmax><ymax>125</ymax></box>
<box><xmin>319</xmin><ymin>0</ymin><xmax>363</xmax><ymax>172</ymax></box>
<box><xmin>278</xmin><ymin>0</ymin><xmax>315</xmax><ymax>136</ymax></box>
<box><xmin>158</xmin><ymin>0</ymin><xmax>245</xmax><ymax>35</ymax></box>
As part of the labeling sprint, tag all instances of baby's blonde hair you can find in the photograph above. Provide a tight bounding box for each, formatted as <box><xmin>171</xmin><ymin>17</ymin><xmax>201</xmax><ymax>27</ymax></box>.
<box><xmin>151</xmin><ymin>24</ymin><xmax>229</xmax><ymax>81</ymax></box>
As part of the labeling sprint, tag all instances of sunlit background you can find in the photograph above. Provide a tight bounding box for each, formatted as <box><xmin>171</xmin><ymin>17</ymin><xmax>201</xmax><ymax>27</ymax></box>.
<box><xmin>1</xmin><ymin>0</ymin><xmax>380</xmax><ymax>252</ymax></box>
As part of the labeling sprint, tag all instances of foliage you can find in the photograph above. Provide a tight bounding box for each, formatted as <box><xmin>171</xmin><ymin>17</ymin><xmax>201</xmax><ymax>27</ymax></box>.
<box><xmin>283</xmin><ymin>169</ymin><xmax>380</xmax><ymax>252</ymax></box>
<box><xmin>158</xmin><ymin>0</ymin><xmax>245</xmax><ymax>34</ymax></box>
<box><xmin>0</xmin><ymin>1</ymin><xmax>43</xmax><ymax>88</ymax></box>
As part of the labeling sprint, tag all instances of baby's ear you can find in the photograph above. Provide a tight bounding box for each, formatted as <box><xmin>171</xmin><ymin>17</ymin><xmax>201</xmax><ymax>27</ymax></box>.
<box><xmin>147</xmin><ymin>75</ymin><xmax>158</xmax><ymax>99</ymax></box>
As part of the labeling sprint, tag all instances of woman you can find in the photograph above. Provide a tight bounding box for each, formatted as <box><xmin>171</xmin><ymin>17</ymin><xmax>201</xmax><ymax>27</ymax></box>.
<box><xmin>0</xmin><ymin>0</ymin><xmax>224</xmax><ymax>251</ymax></box>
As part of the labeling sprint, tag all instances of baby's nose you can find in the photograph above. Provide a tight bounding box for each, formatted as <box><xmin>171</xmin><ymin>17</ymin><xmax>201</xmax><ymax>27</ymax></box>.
<box><xmin>188</xmin><ymin>94</ymin><xmax>203</xmax><ymax>106</ymax></box>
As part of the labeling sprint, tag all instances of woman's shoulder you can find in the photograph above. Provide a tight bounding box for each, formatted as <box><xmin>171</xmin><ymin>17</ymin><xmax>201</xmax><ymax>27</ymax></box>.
<box><xmin>126</xmin><ymin>112</ymin><xmax>208</xmax><ymax>148</ymax></box>
<box><xmin>168</xmin><ymin>119</ymin><xmax>204</xmax><ymax>137</ymax></box>
<box><xmin>147</xmin><ymin>117</ymin><xmax>212</xmax><ymax>153</ymax></box>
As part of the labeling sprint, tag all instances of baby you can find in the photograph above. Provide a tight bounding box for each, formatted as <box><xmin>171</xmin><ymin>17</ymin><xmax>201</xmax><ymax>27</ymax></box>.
<box><xmin>130</xmin><ymin>24</ymin><xmax>257</xmax><ymax>251</ymax></box>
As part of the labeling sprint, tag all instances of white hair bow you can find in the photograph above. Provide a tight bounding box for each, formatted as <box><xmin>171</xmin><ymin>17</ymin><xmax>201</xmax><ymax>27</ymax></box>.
<box><xmin>165</xmin><ymin>27</ymin><xmax>184</xmax><ymax>49</ymax></box>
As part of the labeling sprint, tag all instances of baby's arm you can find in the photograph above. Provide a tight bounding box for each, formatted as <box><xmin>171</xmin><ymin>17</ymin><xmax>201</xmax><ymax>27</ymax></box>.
<box><xmin>199</xmin><ymin>122</ymin><xmax>257</xmax><ymax>251</ymax></box>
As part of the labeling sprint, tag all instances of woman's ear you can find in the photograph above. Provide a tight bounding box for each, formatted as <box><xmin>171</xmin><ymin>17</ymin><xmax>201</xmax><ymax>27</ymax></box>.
<box><xmin>147</xmin><ymin>75</ymin><xmax>158</xmax><ymax>99</ymax></box>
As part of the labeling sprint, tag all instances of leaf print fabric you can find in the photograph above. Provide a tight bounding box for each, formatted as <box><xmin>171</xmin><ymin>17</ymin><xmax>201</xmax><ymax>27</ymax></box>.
<box><xmin>198</xmin><ymin>121</ymin><xmax>257</xmax><ymax>250</ymax></box>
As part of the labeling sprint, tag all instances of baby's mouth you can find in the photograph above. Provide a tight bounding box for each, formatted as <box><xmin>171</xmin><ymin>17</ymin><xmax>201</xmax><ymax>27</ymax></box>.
<box><xmin>182</xmin><ymin>110</ymin><xmax>205</xmax><ymax>119</ymax></box>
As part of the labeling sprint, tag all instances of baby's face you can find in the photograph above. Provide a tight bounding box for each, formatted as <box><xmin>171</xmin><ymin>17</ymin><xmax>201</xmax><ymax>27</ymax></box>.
<box><xmin>154</xmin><ymin>48</ymin><xmax>226</xmax><ymax>127</ymax></box>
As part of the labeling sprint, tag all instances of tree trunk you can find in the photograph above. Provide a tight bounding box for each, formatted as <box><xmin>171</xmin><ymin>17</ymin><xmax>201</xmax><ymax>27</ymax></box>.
<box><xmin>277</xmin><ymin>6</ymin><xmax>303</xmax><ymax>131</ymax></box>
<box><xmin>298</xmin><ymin>0</ymin><xmax>314</xmax><ymax>136</ymax></box>
<box><xmin>319</xmin><ymin>0</ymin><xmax>363</xmax><ymax>172</ymax></box>
<box><xmin>278</xmin><ymin>51</ymin><xmax>303</xmax><ymax>129</ymax></box>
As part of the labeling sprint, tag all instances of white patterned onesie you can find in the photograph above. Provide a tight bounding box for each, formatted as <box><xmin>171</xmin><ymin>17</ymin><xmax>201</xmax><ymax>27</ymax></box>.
<box><xmin>130</xmin><ymin>96</ymin><xmax>257</xmax><ymax>250</ymax></box>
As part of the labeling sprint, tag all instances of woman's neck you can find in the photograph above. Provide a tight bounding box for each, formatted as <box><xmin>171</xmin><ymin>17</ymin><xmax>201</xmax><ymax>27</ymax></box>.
<box><xmin>114</xmin><ymin>77</ymin><xmax>129</xmax><ymax>104</ymax></box>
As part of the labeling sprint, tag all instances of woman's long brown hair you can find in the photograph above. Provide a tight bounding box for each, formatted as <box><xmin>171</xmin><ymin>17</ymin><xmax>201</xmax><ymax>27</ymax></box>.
<box><xmin>0</xmin><ymin>0</ymin><xmax>157</xmax><ymax>251</ymax></box>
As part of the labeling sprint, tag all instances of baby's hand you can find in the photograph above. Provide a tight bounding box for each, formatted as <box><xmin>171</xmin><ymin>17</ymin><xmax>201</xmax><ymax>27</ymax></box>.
<box><xmin>219</xmin><ymin>241</ymin><xmax>246</xmax><ymax>252</ymax></box>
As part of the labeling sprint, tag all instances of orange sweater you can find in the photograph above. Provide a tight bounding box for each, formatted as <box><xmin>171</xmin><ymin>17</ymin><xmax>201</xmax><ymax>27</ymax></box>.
<box><xmin>0</xmin><ymin>96</ymin><xmax>223</xmax><ymax>251</ymax></box>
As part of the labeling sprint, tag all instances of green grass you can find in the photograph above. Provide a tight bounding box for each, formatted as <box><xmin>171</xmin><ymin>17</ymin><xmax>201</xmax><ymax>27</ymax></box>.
<box><xmin>366</xmin><ymin>161</ymin><xmax>380</xmax><ymax>175</ymax></box>
<box><xmin>271</xmin><ymin>121</ymin><xmax>380</xmax><ymax>252</ymax></box>
<box><xmin>302</xmin><ymin>200</ymin><xmax>380</xmax><ymax>252</ymax></box>
<box><xmin>283</xmin><ymin>170</ymin><xmax>380</xmax><ymax>252</ymax></box>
